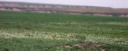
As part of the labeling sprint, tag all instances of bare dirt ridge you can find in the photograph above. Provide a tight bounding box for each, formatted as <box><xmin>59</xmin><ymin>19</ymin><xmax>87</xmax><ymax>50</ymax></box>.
<box><xmin>57</xmin><ymin>42</ymin><xmax>107</xmax><ymax>51</ymax></box>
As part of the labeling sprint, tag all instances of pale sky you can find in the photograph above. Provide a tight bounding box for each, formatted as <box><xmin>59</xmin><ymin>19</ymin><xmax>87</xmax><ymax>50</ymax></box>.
<box><xmin>0</xmin><ymin>0</ymin><xmax>128</xmax><ymax>8</ymax></box>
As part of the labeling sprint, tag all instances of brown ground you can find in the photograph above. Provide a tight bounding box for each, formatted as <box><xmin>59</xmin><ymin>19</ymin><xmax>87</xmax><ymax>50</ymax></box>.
<box><xmin>58</xmin><ymin>42</ymin><xmax>107</xmax><ymax>51</ymax></box>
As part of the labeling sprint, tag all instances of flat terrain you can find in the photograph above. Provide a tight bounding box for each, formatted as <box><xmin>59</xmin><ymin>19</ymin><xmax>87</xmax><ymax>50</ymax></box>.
<box><xmin>0</xmin><ymin>11</ymin><xmax>128</xmax><ymax>51</ymax></box>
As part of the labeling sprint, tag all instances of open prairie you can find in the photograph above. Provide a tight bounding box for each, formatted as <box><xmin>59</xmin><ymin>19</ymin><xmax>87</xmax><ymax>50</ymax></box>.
<box><xmin>0</xmin><ymin>11</ymin><xmax>128</xmax><ymax>51</ymax></box>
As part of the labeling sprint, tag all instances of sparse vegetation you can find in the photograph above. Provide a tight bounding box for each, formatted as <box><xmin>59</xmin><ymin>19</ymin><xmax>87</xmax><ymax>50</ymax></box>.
<box><xmin>0</xmin><ymin>11</ymin><xmax>128</xmax><ymax>51</ymax></box>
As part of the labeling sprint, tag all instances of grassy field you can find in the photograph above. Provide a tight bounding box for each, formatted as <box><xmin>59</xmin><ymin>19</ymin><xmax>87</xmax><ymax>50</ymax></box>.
<box><xmin>0</xmin><ymin>11</ymin><xmax>128</xmax><ymax>51</ymax></box>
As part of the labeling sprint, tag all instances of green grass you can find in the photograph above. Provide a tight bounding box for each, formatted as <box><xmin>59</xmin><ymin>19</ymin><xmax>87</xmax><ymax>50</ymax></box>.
<box><xmin>0</xmin><ymin>11</ymin><xmax>128</xmax><ymax>51</ymax></box>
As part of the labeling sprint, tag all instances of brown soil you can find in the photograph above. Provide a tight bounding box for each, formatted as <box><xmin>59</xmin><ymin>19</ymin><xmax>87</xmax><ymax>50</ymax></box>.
<box><xmin>58</xmin><ymin>42</ymin><xmax>107</xmax><ymax>51</ymax></box>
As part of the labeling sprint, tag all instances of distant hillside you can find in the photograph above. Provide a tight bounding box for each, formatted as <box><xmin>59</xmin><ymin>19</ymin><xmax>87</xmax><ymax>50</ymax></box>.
<box><xmin>0</xmin><ymin>1</ymin><xmax>128</xmax><ymax>17</ymax></box>
<box><xmin>0</xmin><ymin>2</ymin><xmax>112</xmax><ymax>11</ymax></box>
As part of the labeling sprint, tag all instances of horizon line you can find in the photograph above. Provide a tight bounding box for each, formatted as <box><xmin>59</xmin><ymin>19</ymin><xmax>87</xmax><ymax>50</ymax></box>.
<box><xmin>1</xmin><ymin>1</ymin><xmax>128</xmax><ymax>8</ymax></box>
